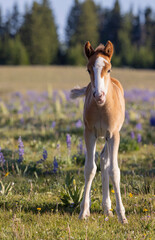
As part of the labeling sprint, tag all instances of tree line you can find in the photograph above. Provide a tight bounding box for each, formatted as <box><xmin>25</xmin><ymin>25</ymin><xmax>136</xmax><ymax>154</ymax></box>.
<box><xmin>0</xmin><ymin>0</ymin><xmax>155</xmax><ymax>68</ymax></box>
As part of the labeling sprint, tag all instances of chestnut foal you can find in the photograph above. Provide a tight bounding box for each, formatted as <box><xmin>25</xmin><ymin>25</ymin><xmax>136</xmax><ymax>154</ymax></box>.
<box><xmin>70</xmin><ymin>41</ymin><xmax>127</xmax><ymax>223</ymax></box>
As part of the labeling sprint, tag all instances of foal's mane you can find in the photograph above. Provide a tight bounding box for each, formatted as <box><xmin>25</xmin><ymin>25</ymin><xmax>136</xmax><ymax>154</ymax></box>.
<box><xmin>95</xmin><ymin>44</ymin><xmax>105</xmax><ymax>55</ymax></box>
<box><xmin>94</xmin><ymin>44</ymin><xmax>111</xmax><ymax>59</ymax></box>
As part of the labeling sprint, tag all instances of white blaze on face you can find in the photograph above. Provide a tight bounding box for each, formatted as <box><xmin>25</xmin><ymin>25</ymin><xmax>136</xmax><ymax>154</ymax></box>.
<box><xmin>93</xmin><ymin>56</ymin><xmax>109</xmax><ymax>96</ymax></box>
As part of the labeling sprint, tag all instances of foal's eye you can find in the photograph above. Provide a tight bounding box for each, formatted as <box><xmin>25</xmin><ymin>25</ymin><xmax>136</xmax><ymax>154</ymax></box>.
<box><xmin>107</xmin><ymin>69</ymin><xmax>111</xmax><ymax>73</ymax></box>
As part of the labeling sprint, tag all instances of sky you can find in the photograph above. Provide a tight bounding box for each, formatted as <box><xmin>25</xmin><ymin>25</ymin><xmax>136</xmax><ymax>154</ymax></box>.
<box><xmin>0</xmin><ymin>0</ymin><xmax>155</xmax><ymax>41</ymax></box>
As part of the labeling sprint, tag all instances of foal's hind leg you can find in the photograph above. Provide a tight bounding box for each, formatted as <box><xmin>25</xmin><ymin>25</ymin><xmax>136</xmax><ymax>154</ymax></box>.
<box><xmin>79</xmin><ymin>128</ymin><xmax>97</xmax><ymax>219</ymax></box>
<box><xmin>100</xmin><ymin>143</ymin><xmax>113</xmax><ymax>217</ymax></box>
<box><xmin>108</xmin><ymin>131</ymin><xmax>128</xmax><ymax>224</ymax></box>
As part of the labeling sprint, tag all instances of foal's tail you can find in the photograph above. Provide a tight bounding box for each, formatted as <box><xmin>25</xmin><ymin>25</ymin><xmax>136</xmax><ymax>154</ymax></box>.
<box><xmin>70</xmin><ymin>86</ymin><xmax>87</xmax><ymax>99</ymax></box>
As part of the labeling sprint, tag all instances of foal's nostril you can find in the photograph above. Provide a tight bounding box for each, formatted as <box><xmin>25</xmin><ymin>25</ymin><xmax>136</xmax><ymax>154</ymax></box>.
<box><xmin>101</xmin><ymin>91</ymin><xmax>105</xmax><ymax>97</ymax></box>
<box><xmin>99</xmin><ymin>95</ymin><xmax>102</xmax><ymax>99</ymax></box>
<box><xmin>93</xmin><ymin>91</ymin><xmax>106</xmax><ymax>101</ymax></box>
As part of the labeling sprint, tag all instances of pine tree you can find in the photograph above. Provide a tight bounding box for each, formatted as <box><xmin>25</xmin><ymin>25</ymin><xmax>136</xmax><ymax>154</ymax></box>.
<box><xmin>4</xmin><ymin>11</ymin><xmax>11</xmax><ymax>35</ymax></box>
<box><xmin>99</xmin><ymin>0</ymin><xmax>122</xmax><ymax>54</ymax></box>
<box><xmin>0</xmin><ymin>8</ymin><xmax>5</xmax><ymax>38</ymax></box>
<box><xmin>132</xmin><ymin>12</ymin><xmax>141</xmax><ymax>47</ymax></box>
<box><xmin>0</xmin><ymin>35</ymin><xmax>29</xmax><ymax>65</ymax></box>
<box><xmin>76</xmin><ymin>0</ymin><xmax>99</xmax><ymax>46</ymax></box>
<box><xmin>20</xmin><ymin>0</ymin><xmax>59</xmax><ymax>64</ymax></box>
<box><xmin>144</xmin><ymin>8</ymin><xmax>154</xmax><ymax>48</ymax></box>
<box><xmin>0</xmin><ymin>8</ymin><xmax>2</xmax><ymax>28</ymax></box>
<box><xmin>66</xmin><ymin>0</ymin><xmax>99</xmax><ymax>65</ymax></box>
<box><xmin>118</xmin><ymin>13</ymin><xmax>134</xmax><ymax>66</ymax></box>
<box><xmin>11</xmin><ymin>3</ymin><xmax>20</xmax><ymax>36</ymax></box>
<box><xmin>66</xmin><ymin>0</ymin><xmax>81</xmax><ymax>46</ymax></box>
<box><xmin>133</xmin><ymin>7</ymin><xmax>155</xmax><ymax>68</ymax></box>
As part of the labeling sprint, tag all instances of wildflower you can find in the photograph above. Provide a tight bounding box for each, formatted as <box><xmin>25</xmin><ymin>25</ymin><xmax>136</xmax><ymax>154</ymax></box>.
<box><xmin>51</xmin><ymin>121</ymin><xmax>56</xmax><ymax>129</ymax></box>
<box><xmin>66</xmin><ymin>134</ymin><xmax>71</xmax><ymax>149</ymax></box>
<box><xmin>77</xmin><ymin>138</ymin><xmax>83</xmax><ymax>155</ymax></box>
<box><xmin>105</xmin><ymin>217</ymin><xmax>109</xmax><ymax>221</ymax></box>
<box><xmin>56</xmin><ymin>143</ymin><xmax>60</xmax><ymax>150</ymax></box>
<box><xmin>111</xmin><ymin>189</ymin><xmax>115</xmax><ymax>193</ymax></box>
<box><xmin>42</xmin><ymin>149</ymin><xmax>47</xmax><ymax>160</ymax></box>
<box><xmin>129</xmin><ymin>193</ymin><xmax>133</xmax><ymax>198</ymax></box>
<box><xmin>17</xmin><ymin>136</ymin><xmax>24</xmax><ymax>163</ymax></box>
<box><xmin>130</xmin><ymin>131</ymin><xmax>135</xmax><ymax>139</ymax></box>
<box><xmin>143</xmin><ymin>208</ymin><xmax>148</xmax><ymax>212</ymax></box>
<box><xmin>53</xmin><ymin>157</ymin><xmax>58</xmax><ymax>173</ymax></box>
<box><xmin>56</xmin><ymin>143</ymin><xmax>60</xmax><ymax>157</ymax></box>
<box><xmin>0</xmin><ymin>147</ymin><xmax>5</xmax><ymax>165</ymax></box>
<box><xmin>5</xmin><ymin>172</ymin><xmax>9</xmax><ymax>177</ymax></box>
<box><xmin>37</xmin><ymin>208</ymin><xmax>41</xmax><ymax>211</ymax></box>
<box><xmin>75</xmin><ymin>119</ymin><xmax>82</xmax><ymax>128</ymax></box>
<box><xmin>125</xmin><ymin>111</ymin><xmax>130</xmax><ymax>123</ymax></box>
<box><xmin>150</xmin><ymin>116</ymin><xmax>155</xmax><ymax>126</ymax></box>
<box><xmin>110</xmin><ymin>209</ymin><xmax>113</xmax><ymax>212</ymax></box>
<box><xmin>37</xmin><ymin>149</ymin><xmax>48</xmax><ymax>164</ymax></box>
<box><xmin>136</xmin><ymin>123</ymin><xmax>142</xmax><ymax>130</ymax></box>
<box><xmin>137</xmin><ymin>133</ymin><xmax>142</xmax><ymax>143</ymax></box>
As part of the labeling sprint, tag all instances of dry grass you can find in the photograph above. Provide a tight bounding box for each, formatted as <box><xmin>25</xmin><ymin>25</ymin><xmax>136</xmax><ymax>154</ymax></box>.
<box><xmin>0</xmin><ymin>66</ymin><xmax>154</xmax><ymax>96</ymax></box>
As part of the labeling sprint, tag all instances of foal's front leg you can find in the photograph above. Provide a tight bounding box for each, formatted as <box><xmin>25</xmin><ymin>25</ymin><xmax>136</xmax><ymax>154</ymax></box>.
<box><xmin>100</xmin><ymin>143</ymin><xmax>113</xmax><ymax>217</ymax></box>
<box><xmin>108</xmin><ymin>131</ymin><xmax>128</xmax><ymax>223</ymax></box>
<box><xmin>79</xmin><ymin>128</ymin><xmax>97</xmax><ymax>219</ymax></box>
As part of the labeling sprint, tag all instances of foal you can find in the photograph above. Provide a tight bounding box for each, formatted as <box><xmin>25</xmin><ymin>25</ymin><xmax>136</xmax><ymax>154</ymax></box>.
<box><xmin>70</xmin><ymin>41</ymin><xmax>127</xmax><ymax>224</ymax></box>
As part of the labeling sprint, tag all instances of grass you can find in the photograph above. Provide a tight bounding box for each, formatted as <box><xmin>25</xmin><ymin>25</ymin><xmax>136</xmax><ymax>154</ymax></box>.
<box><xmin>0</xmin><ymin>66</ymin><xmax>154</xmax><ymax>239</ymax></box>
<box><xmin>0</xmin><ymin>66</ymin><xmax>155</xmax><ymax>95</ymax></box>
<box><xmin>0</xmin><ymin>175</ymin><xmax>154</xmax><ymax>239</ymax></box>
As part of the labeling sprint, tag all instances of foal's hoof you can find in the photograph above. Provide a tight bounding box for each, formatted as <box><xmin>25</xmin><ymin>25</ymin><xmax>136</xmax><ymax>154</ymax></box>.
<box><xmin>122</xmin><ymin>218</ymin><xmax>128</xmax><ymax>224</ymax></box>
<box><xmin>119</xmin><ymin>216</ymin><xmax>128</xmax><ymax>224</ymax></box>
<box><xmin>104</xmin><ymin>210</ymin><xmax>113</xmax><ymax>217</ymax></box>
<box><xmin>79</xmin><ymin>210</ymin><xmax>90</xmax><ymax>220</ymax></box>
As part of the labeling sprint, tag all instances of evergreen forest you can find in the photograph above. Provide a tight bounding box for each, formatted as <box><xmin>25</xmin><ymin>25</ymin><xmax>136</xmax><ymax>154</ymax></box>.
<box><xmin>0</xmin><ymin>0</ymin><xmax>155</xmax><ymax>68</ymax></box>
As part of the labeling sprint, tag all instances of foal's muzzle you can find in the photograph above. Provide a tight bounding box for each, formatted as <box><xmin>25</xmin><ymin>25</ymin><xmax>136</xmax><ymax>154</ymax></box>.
<box><xmin>93</xmin><ymin>91</ymin><xmax>106</xmax><ymax>105</ymax></box>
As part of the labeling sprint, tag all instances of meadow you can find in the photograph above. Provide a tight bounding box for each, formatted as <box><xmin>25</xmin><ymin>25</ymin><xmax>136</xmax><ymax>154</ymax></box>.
<box><xmin>0</xmin><ymin>66</ymin><xmax>154</xmax><ymax>239</ymax></box>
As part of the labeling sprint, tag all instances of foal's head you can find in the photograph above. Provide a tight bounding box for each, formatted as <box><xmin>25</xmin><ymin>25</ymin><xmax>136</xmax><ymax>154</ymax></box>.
<box><xmin>85</xmin><ymin>41</ymin><xmax>113</xmax><ymax>106</ymax></box>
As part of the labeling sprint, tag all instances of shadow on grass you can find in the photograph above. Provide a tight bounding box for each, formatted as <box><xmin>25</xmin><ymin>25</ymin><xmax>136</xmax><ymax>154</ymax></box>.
<box><xmin>0</xmin><ymin>199</ymin><xmax>81</xmax><ymax>215</ymax></box>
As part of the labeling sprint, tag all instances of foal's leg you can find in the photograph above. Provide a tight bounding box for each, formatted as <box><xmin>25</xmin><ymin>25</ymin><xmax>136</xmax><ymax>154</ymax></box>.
<box><xmin>100</xmin><ymin>143</ymin><xmax>113</xmax><ymax>217</ymax></box>
<box><xmin>79</xmin><ymin>128</ymin><xmax>96</xmax><ymax>219</ymax></box>
<box><xmin>108</xmin><ymin>131</ymin><xmax>128</xmax><ymax>223</ymax></box>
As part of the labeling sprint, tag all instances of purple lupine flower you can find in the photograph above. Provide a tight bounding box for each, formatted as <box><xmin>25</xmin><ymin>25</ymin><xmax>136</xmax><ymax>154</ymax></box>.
<box><xmin>75</xmin><ymin>120</ymin><xmax>82</xmax><ymax>128</ymax></box>
<box><xmin>66</xmin><ymin>134</ymin><xmax>71</xmax><ymax>149</ymax></box>
<box><xmin>137</xmin><ymin>134</ymin><xmax>142</xmax><ymax>143</ymax></box>
<box><xmin>57</xmin><ymin>143</ymin><xmax>60</xmax><ymax>150</ymax></box>
<box><xmin>150</xmin><ymin>116</ymin><xmax>155</xmax><ymax>126</ymax></box>
<box><xmin>17</xmin><ymin>136</ymin><xmax>24</xmax><ymax>163</ymax></box>
<box><xmin>53</xmin><ymin>157</ymin><xmax>58</xmax><ymax>173</ymax></box>
<box><xmin>131</xmin><ymin>131</ymin><xmax>135</xmax><ymax>139</ymax></box>
<box><xmin>43</xmin><ymin>149</ymin><xmax>48</xmax><ymax>160</ymax></box>
<box><xmin>37</xmin><ymin>149</ymin><xmax>48</xmax><ymax>164</ymax></box>
<box><xmin>125</xmin><ymin>111</ymin><xmax>130</xmax><ymax>123</ymax></box>
<box><xmin>51</xmin><ymin>121</ymin><xmax>56</xmax><ymax>129</ymax></box>
<box><xmin>0</xmin><ymin>147</ymin><xmax>5</xmax><ymax>165</ymax></box>
<box><xmin>136</xmin><ymin>123</ymin><xmax>142</xmax><ymax>130</ymax></box>
<box><xmin>78</xmin><ymin>138</ymin><xmax>83</xmax><ymax>155</ymax></box>
<box><xmin>20</xmin><ymin>118</ymin><xmax>24</xmax><ymax>124</ymax></box>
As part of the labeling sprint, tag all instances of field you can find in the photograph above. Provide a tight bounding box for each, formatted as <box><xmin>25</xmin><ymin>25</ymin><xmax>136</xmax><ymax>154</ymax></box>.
<box><xmin>0</xmin><ymin>66</ymin><xmax>154</xmax><ymax>239</ymax></box>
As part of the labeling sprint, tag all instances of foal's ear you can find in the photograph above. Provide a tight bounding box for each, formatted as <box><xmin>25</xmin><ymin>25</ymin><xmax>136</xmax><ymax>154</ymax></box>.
<box><xmin>85</xmin><ymin>41</ymin><xmax>95</xmax><ymax>59</ymax></box>
<box><xmin>104</xmin><ymin>41</ymin><xmax>113</xmax><ymax>60</ymax></box>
